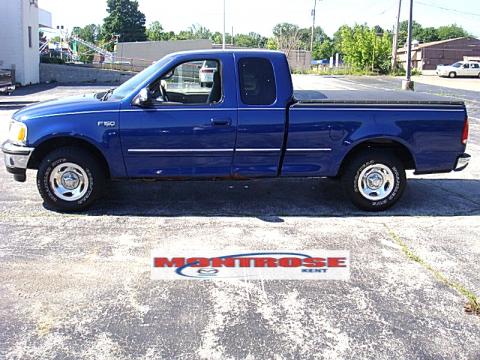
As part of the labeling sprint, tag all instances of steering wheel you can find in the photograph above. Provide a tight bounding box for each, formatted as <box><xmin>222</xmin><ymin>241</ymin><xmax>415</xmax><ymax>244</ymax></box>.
<box><xmin>160</xmin><ymin>83</ymin><xmax>169</xmax><ymax>103</ymax></box>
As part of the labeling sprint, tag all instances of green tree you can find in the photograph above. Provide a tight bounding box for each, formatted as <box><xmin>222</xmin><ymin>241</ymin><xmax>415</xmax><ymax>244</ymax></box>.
<box><xmin>397</xmin><ymin>22</ymin><xmax>468</xmax><ymax>45</ymax></box>
<box><xmin>72</xmin><ymin>24</ymin><xmax>101</xmax><ymax>43</ymax></box>
<box><xmin>421</xmin><ymin>27</ymin><xmax>440</xmax><ymax>42</ymax></box>
<box><xmin>272</xmin><ymin>23</ymin><xmax>301</xmax><ymax>55</ymax></box>
<box><xmin>147</xmin><ymin>21</ymin><xmax>167</xmax><ymax>41</ymax></box>
<box><xmin>103</xmin><ymin>0</ymin><xmax>146</xmax><ymax>46</ymax></box>
<box><xmin>72</xmin><ymin>24</ymin><xmax>102</xmax><ymax>63</ymax></box>
<box><xmin>312</xmin><ymin>39</ymin><xmax>334</xmax><ymax>60</ymax></box>
<box><xmin>398</xmin><ymin>20</ymin><xmax>424</xmax><ymax>46</ymax></box>
<box><xmin>298</xmin><ymin>26</ymin><xmax>329</xmax><ymax>50</ymax></box>
<box><xmin>333</xmin><ymin>25</ymin><xmax>352</xmax><ymax>53</ymax></box>
<box><xmin>210</xmin><ymin>32</ymin><xmax>233</xmax><ymax>45</ymax></box>
<box><xmin>234</xmin><ymin>32</ymin><xmax>267</xmax><ymax>48</ymax></box>
<box><xmin>337</xmin><ymin>24</ymin><xmax>392</xmax><ymax>73</ymax></box>
<box><xmin>266</xmin><ymin>38</ymin><xmax>278</xmax><ymax>50</ymax></box>
<box><xmin>437</xmin><ymin>24</ymin><xmax>469</xmax><ymax>40</ymax></box>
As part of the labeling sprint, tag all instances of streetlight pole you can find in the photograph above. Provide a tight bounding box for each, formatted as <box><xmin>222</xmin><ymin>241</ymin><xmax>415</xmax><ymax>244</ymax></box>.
<box><xmin>310</xmin><ymin>0</ymin><xmax>318</xmax><ymax>52</ymax></box>
<box><xmin>402</xmin><ymin>0</ymin><xmax>415</xmax><ymax>90</ymax></box>
<box><xmin>222</xmin><ymin>0</ymin><xmax>226</xmax><ymax>50</ymax></box>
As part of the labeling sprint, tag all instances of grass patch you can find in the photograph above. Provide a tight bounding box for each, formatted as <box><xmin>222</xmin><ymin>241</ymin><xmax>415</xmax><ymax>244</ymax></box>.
<box><xmin>385</xmin><ymin>225</ymin><xmax>480</xmax><ymax>316</ymax></box>
<box><xmin>292</xmin><ymin>67</ymin><xmax>422</xmax><ymax>77</ymax></box>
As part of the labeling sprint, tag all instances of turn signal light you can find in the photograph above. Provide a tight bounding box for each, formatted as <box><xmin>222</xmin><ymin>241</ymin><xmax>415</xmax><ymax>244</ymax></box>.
<box><xmin>17</xmin><ymin>127</ymin><xmax>26</xmax><ymax>142</ymax></box>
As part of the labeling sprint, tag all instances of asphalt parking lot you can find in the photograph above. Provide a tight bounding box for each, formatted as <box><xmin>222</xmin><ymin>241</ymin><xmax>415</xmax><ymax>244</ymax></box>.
<box><xmin>0</xmin><ymin>76</ymin><xmax>479</xmax><ymax>359</ymax></box>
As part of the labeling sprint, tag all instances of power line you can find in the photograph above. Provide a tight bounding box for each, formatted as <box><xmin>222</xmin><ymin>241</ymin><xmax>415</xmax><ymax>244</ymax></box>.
<box><xmin>416</xmin><ymin>1</ymin><xmax>480</xmax><ymax>18</ymax></box>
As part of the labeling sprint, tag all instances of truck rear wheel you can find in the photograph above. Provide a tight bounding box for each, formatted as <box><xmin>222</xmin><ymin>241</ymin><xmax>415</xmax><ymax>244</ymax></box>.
<box><xmin>37</xmin><ymin>147</ymin><xmax>105</xmax><ymax>212</ymax></box>
<box><xmin>341</xmin><ymin>151</ymin><xmax>406</xmax><ymax>211</ymax></box>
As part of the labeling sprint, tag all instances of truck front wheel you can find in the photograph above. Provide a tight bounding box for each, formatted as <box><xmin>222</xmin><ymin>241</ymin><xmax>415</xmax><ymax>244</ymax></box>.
<box><xmin>341</xmin><ymin>151</ymin><xmax>406</xmax><ymax>211</ymax></box>
<box><xmin>37</xmin><ymin>147</ymin><xmax>105</xmax><ymax>212</ymax></box>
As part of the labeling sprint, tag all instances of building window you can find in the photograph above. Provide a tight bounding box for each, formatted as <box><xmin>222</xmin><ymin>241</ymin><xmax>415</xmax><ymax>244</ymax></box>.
<box><xmin>28</xmin><ymin>26</ymin><xmax>32</xmax><ymax>48</ymax></box>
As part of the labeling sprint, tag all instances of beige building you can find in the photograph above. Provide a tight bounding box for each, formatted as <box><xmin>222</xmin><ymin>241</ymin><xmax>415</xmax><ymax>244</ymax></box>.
<box><xmin>115</xmin><ymin>39</ymin><xmax>213</xmax><ymax>69</ymax></box>
<box><xmin>115</xmin><ymin>40</ymin><xmax>311</xmax><ymax>72</ymax></box>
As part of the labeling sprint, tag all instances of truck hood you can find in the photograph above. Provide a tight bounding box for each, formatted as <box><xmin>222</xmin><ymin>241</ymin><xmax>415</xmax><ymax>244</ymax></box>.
<box><xmin>13</xmin><ymin>93</ymin><xmax>121</xmax><ymax>122</ymax></box>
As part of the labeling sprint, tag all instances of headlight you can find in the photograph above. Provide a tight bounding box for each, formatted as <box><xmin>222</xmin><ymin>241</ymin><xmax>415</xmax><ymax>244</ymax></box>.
<box><xmin>8</xmin><ymin>121</ymin><xmax>28</xmax><ymax>145</ymax></box>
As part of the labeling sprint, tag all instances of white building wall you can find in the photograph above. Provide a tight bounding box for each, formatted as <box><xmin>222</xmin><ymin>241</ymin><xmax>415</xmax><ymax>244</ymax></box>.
<box><xmin>0</xmin><ymin>0</ymin><xmax>40</xmax><ymax>85</ymax></box>
<box><xmin>38</xmin><ymin>8</ymin><xmax>52</xmax><ymax>28</ymax></box>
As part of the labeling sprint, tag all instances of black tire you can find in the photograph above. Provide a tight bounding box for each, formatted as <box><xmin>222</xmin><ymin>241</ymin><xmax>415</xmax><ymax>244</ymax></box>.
<box><xmin>341</xmin><ymin>151</ymin><xmax>406</xmax><ymax>211</ymax></box>
<box><xmin>37</xmin><ymin>147</ymin><xmax>105</xmax><ymax>212</ymax></box>
<box><xmin>449</xmin><ymin>72</ymin><xmax>457</xmax><ymax>78</ymax></box>
<box><xmin>200</xmin><ymin>82</ymin><xmax>205</xmax><ymax>88</ymax></box>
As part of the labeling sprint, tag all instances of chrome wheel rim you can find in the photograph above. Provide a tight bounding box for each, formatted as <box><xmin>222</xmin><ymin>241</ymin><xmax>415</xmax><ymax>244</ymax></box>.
<box><xmin>49</xmin><ymin>162</ymin><xmax>89</xmax><ymax>201</ymax></box>
<box><xmin>357</xmin><ymin>164</ymin><xmax>395</xmax><ymax>201</ymax></box>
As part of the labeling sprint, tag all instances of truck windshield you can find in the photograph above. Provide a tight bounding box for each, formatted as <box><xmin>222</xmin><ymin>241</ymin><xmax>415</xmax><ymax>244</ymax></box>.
<box><xmin>111</xmin><ymin>57</ymin><xmax>172</xmax><ymax>100</ymax></box>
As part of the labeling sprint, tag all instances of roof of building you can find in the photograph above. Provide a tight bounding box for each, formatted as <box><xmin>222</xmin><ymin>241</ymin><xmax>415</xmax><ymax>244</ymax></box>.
<box><xmin>397</xmin><ymin>37</ymin><xmax>480</xmax><ymax>53</ymax></box>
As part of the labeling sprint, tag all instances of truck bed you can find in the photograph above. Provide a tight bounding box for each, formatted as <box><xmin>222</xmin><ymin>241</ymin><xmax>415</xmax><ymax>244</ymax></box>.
<box><xmin>293</xmin><ymin>90</ymin><xmax>465</xmax><ymax>107</ymax></box>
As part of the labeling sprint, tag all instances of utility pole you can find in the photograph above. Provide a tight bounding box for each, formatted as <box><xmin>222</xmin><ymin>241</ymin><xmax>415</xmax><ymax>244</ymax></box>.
<box><xmin>391</xmin><ymin>0</ymin><xmax>402</xmax><ymax>70</ymax></box>
<box><xmin>310</xmin><ymin>0</ymin><xmax>318</xmax><ymax>52</ymax></box>
<box><xmin>402</xmin><ymin>0</ymin><xmax>414</xmax><ymax>90</ymax></box>
<box><xmin>222</xmin><ymin>0</ymin><xmax>226</xmax><ymax>49</ymax></box>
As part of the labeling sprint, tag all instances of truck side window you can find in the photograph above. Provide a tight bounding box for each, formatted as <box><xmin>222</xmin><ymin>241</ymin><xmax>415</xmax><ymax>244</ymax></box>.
<box><xmin>151</xmin><ymin>59</ymin><xmax>222</xmax><ymax>105</ymax></box>
<box><xmin>238</xmin><ymin>58</ymin><xmax>277</xmax><ymax>106</ymax></box>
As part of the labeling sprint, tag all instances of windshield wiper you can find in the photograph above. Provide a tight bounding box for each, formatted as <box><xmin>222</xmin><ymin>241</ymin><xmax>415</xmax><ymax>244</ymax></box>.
<box><xmin>101</xmin><ymin>88</ymin><xmax>115</xmax><ymax>101</ymax></box>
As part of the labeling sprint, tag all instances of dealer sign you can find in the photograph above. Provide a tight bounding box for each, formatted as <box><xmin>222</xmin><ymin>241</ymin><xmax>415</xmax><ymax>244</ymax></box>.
<box><xmin>151</xmin><ymin>250</ymin><xmax>350</xmax><ymax>280</ymax></box>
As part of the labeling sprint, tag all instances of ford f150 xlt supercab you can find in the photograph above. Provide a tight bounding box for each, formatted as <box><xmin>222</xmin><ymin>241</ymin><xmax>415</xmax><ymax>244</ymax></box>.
<box><xmin>2</xmin><ymin>50</ymin><xmax>471</xmax><ymax>212</ymax></box>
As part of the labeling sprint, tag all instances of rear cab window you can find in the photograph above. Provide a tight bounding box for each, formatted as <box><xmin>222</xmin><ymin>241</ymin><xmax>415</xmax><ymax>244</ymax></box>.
<box><xmin>238</xmin><ymin>58</ymin><xmax>277</xmax><ymax>106</ymax></box>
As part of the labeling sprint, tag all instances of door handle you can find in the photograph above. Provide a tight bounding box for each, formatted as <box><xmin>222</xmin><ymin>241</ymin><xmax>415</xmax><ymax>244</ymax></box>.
<box><xmin>211</xmin><ymin>118</ymin><xmax>231</xmax><ymax>126</ymax></box>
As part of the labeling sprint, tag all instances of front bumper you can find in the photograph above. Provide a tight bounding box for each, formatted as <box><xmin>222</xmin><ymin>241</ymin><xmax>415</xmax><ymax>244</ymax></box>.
<box><xmin>0</xmin><ymin>84</ymin><xmax>15</xmax><ymax>94</ymax></box>
<box><xmin>2</xmin><ymin>141</ymin><xmax>34</xmax><ymax>182</ymax></box>
<box><xmin>454</xmin><ymin>153</ymin><xmax>471</xmax><ymax>172</ymax></box>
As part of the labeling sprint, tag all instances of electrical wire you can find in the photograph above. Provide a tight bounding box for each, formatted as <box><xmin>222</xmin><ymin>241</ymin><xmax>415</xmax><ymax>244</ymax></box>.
<box><xmin>416</xmin><ymin>0</ymin><xmax>480</xmax><ymax>18</ymax></box>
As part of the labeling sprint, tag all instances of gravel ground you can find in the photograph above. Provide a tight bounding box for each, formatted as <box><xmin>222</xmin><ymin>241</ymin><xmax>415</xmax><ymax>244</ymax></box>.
<box><xmin>0</xmin><ymin>78</ymin><xmax>479</xmax><ymax>359</ymax></box>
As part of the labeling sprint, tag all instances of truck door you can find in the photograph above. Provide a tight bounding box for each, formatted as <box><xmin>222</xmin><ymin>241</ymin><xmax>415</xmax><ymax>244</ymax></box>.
<box><xmin>119</xmin><ymin>54</ymin><xmax>238</xmax><ymax>178</ymax></box>
<box><xmin>232</xmin><ymin>56</ymin><xmax>288</xmax><ymax>177</ymax></box>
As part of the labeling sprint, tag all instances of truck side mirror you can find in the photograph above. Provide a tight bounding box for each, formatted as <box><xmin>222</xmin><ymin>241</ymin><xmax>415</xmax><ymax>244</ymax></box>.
<box><xmin>132</xmin><ymin>88</ymin><xmax>151</xmax><ymax>107</ymax></box>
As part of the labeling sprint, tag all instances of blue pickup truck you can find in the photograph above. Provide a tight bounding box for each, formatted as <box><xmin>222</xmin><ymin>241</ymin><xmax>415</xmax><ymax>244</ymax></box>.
<box><xmin>2</xmin><ymin>50</ymin><xmax>470</xmax><ymax>212</ymax></box>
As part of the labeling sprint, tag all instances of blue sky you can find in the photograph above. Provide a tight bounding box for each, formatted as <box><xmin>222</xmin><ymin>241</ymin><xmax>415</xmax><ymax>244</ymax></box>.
<box><xmin>41</xmin><ymin>0</ymin><xmax>480</xmax><ymax>38</ymax></box>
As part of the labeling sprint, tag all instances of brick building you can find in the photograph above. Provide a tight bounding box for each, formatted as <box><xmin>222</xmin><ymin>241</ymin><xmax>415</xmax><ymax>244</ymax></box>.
<box><xmin>397</xmin><ymin>37</ymin><xmax>480</xmax><ymax>71</ymax></box>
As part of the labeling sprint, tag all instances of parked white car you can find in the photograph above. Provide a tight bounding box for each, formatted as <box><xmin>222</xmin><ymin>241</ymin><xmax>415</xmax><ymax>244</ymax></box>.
<box><xmin>436</xmin><ymin>61</ymin><xmax>480</xmax><ymax>78</ymax></box>
<box><xmin>199</xmin><ymin>60</ymin><xmax>218</xmax><ymax>87</ymax></box>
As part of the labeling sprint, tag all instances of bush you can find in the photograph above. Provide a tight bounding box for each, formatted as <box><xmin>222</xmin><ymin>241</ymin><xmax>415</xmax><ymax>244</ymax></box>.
<box><xmin>305</xmin><ymin>67</ymin><xmax>382</xmax><ymax>76</ymax></box>
<box><xmin>40</xmin><ymin>56</ymin><xmax>66</xmax><ymax>65</ymax></box>
<box><xmin>391</xmin><ymin>68</ymin><xmax>422</xmax><ymax>76</ymax></box>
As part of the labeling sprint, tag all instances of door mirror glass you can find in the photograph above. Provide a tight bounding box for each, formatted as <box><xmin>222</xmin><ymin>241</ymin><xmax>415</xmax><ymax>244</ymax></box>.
<box><xmin>132</xmin><ymin>87</ymin><xmax>151</xmax><ymax>107</ymax></box>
